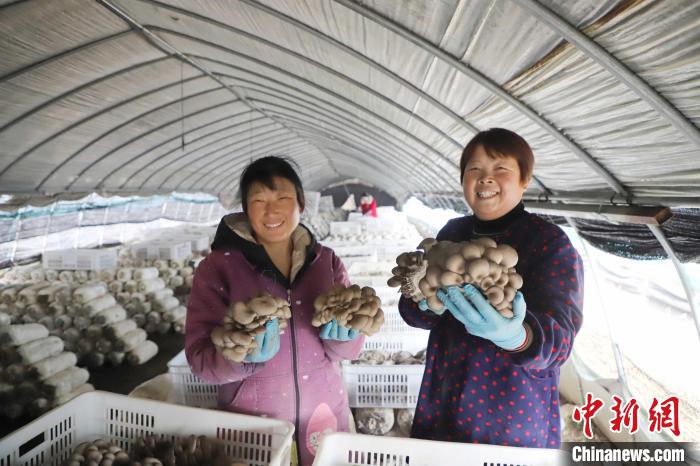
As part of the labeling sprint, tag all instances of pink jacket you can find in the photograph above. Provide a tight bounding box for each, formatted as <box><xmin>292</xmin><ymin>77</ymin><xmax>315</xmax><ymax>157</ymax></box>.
<box><xmin>185</xmin><ymin>214</ymin><xmax>364</xmax><ymax>466</ymax></box>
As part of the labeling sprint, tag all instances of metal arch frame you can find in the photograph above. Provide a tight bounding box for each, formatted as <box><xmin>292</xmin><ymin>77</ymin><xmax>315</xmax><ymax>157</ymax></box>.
<box><xmin>518</xmin><ymin>0</ymin><xmax>700</xmax><ymax>150</ymax></box>
<box><xmin>241</xmin><ymin>98</ymin><xmax>447</xmax><ymax>190</ymax></box>
<box><xmin>101</xmin><ymin>115</ymin><xmax>282</xmax><ymax>191</ymax></box>
<box><xmin>321</xmin><ymin>159</ymin><xmax>407</xmax><ymax>200</ymax></box>
<box><xmin>210</xmin><ymin>64</ymin><xmax>552</xmax><ymax>195</ymax></box>
<box><xmin>207</xmin><ymin>132</ymin><xmax>420</xmax><ymax>196</ymax></box>
<box><xmin>119</xmin><ymin>55</ymin><xmax>460</xmax><ymax>191</ymax></box>
<box><xmin>207</xmin><ymin>118</ymin><xmax>428</xmax><ymax>194</ymax></box>
<box><xmin>36</xmin><ymin>85</ymin><xmax>230</xmax><ymax>190</ymax></box>
<box><xmin>11</xmin><ymin>74</ymin><xmax>211</xmax><ymax>186</ymax></box>
<box><xmin>181</xmin><ymin>139</ymin><xmax>321</xmax><ymax>192</ymax></box>
<box><xmin>119</xmin><ymin>119</ymin><xmax>280</xmax><ymax>190</ymax></box>
<box><xmin>204</xmin><ymin>121</ymin><xmax>422</xmax><ymax>194</ymax></box>
<box><xmin>334</xmin><ymin>0</ymin><xmax>631</xmax><ymax>199</ymax></box>
<box><xmin>272</xmin><ymin>122</ymin><xmax>434</xmax><ymax>194</ymax></box>
<box><xmin>146</xmin><ymin>26</ymin><xmax>464</xmax><ymax>151</ymax></box>
<box><xmin>145</xmin><ymin>0</ymin><xmax>479</xmax><ymax>136</ymax></box>
<box><xmin>216</xmin><ymin>79</ymin><xmax>451</xmax><ymax>176</ymax></box>
<box><xmin>201</xmin><ymin>54</ymin><xmax>459</xmax><ymax>167</ymax></box>
<box><xmin>107</xmin><ymin>28</ymin><xmax>467</xmax><ymax>194</ymax></box>
<box><xmin>0</xmin><ymin>54</ymin><xmax>172</xmax><ymax>167</ymax></box>
<box><xmin>239</xmin><ymin>0</ymin><xmax>480</xmax><ymax>136</ymax></box>
<box><xmin>170</xmin><ymin>137</ymin><xmax>313</xmax><ymax>191</ymax></box>
<box><xmin>97</xmin><ymin>0</ymin><xmax>337</xmax><ymax>196</ymax></box>
<box><xmin>131</xmin><ymin>118</ymin><xmax>276</xmax><ymax>189</ymax></box>
<box><xmin>251</xmin><ymin>128</ymin><xmax>422</xmax><ymax>196</ymax></box>
<box><xmin>157</xmin><ymin>128</ymin><xmax>300</xmax><ymax>190</ymax></box>
<box><xmin>212</xmin><ymin>102</ymin><xmax>441</xmax><ymax>192</ymax></box>
<box><xmin>67</xmin><ymin>97</ymin><xmax>246</xmax><ymax>190</ymax></box>
<box><xmin>0</xmin><ymin>30</ymin><xmax>134</xmax><ymax>83</ymax></box>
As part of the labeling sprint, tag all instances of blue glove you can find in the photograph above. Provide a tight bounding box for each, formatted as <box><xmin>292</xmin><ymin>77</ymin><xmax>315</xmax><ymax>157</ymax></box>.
<box><xmin>437</xmin><ymin>284</ymin><xmax>528</xmax><ymax>350</ymax></box>
<box><xmin>245</xmin><ymin>318</ymin><xmax>280</xmax><ymax>363</ymax></box>
<box><xmin>319</xmin><ymin>319</ymin><xmax>360</xmax><ymax>341</ymax></box>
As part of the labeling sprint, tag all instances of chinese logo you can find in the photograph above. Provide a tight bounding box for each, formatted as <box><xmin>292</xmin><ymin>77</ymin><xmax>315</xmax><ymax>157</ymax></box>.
<box><xmin>572</xmin><ymin>393</ymin><xmax>680</xmax><ymax>439</ymax></box>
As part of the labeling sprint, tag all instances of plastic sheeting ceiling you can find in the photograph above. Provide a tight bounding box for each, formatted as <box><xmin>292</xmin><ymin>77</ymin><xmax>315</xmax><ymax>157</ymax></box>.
<box><xmin>0</xmin><ymin>0</ymin><xmax>699</xmax><ymax>207</ymax></box>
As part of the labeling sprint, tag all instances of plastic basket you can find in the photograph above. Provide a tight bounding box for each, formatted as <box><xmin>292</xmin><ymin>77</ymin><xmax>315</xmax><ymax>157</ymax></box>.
<box><xmin>42</xmin><ymin>248</ymin><xmax>118</xmax><ymax>270</ymax></box>
<box><xmin>313</xmin><ymin>432</ymin><xmax>566</xmax><ymax>466</ymax></box>
<box><xmin>330</xmin><ymin>222</ymin><xmax>362</xmax><ymax>236</ymax></box>
<box><xmin>0</xmin><ymin>391</ymin><xmax>294</xmax><ymax>466</ymax></box>
<box><xmin>167</xmin><ymin>349</ymin><xmax>219</xmax><ymax>408</ymax></box>
<box><xmin>361</xmin><ymin>306</ymin><xmax>428</xmax><ymax>354</ymax></box>
<box><xmin>341</xmin><ymin>363</ymin><xmax>424</xmax><ymax>408</ymax></box>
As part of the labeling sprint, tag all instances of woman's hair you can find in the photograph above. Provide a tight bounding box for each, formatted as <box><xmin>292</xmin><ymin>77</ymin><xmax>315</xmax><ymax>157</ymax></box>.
<box><xmin>239</xmin><ymin>156</ymin><xmax>305</xmax><ymax>213</ymax></box>
<box><xmin>459</xmin><ymin>128</ymin><xmax>534</xmax><ymax>184</ymax></box>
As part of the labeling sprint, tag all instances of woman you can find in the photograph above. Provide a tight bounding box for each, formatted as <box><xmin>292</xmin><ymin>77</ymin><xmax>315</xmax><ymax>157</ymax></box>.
<box><xmin>398</xmin><ymin>128</ymin><xmax>584</xmax><ymax>448</ymax></box>
<box><xmin>186</xmin><ymin>156</ymin><xmax>364</xmax><ymax>466</ymax></box>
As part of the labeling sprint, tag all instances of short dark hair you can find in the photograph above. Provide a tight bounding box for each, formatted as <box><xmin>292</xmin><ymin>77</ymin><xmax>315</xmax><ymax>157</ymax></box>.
<box><xmin>239</xmin><ymin>156</ymin><xmax>305</xmax><ymax>214</ymax></box>
<box><xmin>460</xmin><ymin>128</ymin><xmax>534</xmax><ymax>184</ymax></box>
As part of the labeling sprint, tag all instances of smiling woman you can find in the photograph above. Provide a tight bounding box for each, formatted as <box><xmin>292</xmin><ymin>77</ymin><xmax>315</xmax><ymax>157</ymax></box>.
<box><xmin>185</xmin><ymin>156</ymin><xmax>365</xmax><ymax>466</ymax></box>
<box><xmin>397</xmin><ymin>128</ymin><xmax>584</xmax><ymax>449</ymax></box>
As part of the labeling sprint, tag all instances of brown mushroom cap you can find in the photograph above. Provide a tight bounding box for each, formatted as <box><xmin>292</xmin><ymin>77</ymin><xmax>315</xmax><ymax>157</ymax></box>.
<box><xmin>467</xmin><ymin>259</ymin><xmax>490</xmax><ymax>281</ymax></box>
<box><xmin>473</xmin><ymin>237</ymin><xmax>498</xmax><ymax>249</ymax></box>
<box><xmin>445</xmin><ymin>254</ymin><xmax>466</xmax><ymax>274</ymax></box>
<box><xmin>508</xmin><ymin>273</ymin><xmax>524</xmax><ymax>289</ymax></box>
<box><xmin>497</xmin><ymin>244</ymin><xmax>519</xmax><ymax>268</ymax></box>
<box><xmin>460</xmin><ymin>243</ymin><xmax>483</xmax><ymax>260</ymax></box>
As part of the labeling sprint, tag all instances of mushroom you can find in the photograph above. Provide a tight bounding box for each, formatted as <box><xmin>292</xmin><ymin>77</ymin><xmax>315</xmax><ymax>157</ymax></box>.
<box><xmin>312</xmin><ymin>284</ymin><xmax>384</xmax><ymax>336</ymax></box>
<box><xmin>467</xmin><ymin>259</ymin><xmax>490</xmax><ymax>282</ymax></box>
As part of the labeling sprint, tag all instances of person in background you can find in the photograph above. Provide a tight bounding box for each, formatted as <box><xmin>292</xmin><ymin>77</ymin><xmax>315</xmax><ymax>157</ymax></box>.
<box><xmin>359</xmin><ymin>192</ymin><xmax>378</xmax><ymax>217</ymax></box>
<box><xmin>398</xmin><ymin>128</ymin><xmax>583</xmax><ymax>448</ymax></box>
<box><xmin>186</xmin><ymin>156</ymin><xmax>364</xmax><ymax>466</ymax></box>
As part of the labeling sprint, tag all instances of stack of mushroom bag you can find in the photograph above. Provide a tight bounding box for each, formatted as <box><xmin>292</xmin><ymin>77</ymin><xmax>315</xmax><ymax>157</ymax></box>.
<box><xmin>0</xmin><ymin>323</ymin><xmax>93</xmax><ymax>421</ymax></box>
<box><xmin>388</xmin><ymin>237</ymin><xmax>523</xmax><ymax>316</ymax></box>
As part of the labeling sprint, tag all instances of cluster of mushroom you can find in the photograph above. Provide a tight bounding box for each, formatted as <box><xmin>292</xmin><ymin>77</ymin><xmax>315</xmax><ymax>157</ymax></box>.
<box><xmin>63</xmin><ymin>436</ymin><xmax>248</xmax><ymax>466</ymax></box>
<box><xmin>350</xmin><ymin>348</ymin><xmax>426</xmax><ymax>365</ymax></box>
<box><xmin>388</xmin><ymin>237</ymin><xmax>523</xmax><ymax>317</ymax></box>
<box><xmin>211</xmin><ymin>293</ymin><xmax>291</xmax><ymax>362</ymax></box>
<box><xmin>386</xmin><ymin>250</ymin><xmax>426</xmax><ymax>303</ymax></box>
<box><xmin>62</xmin><ymin>439</ymin><xmax>130</xmax><ymax>466</ymax></box>
<box><xmin>311</xmin><ymin>285</ymin><xmax>384</xmax><ymax>336</ymax></box>
<box><xmin>131</xmin><ymin>435</ymin><xmax>247</xmax><ymax>466</ymax></box>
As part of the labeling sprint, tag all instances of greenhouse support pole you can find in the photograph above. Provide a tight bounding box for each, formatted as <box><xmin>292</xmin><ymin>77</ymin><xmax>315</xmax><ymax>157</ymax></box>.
<box><xmin>9</xmin><ymin>207</ymin><xmax>25</xmax><ymax>266</ymax></box>
<box><xmin>207</xmin><ymin>202</ymin><xmax>215</xmax><ymax>223</ymax></box>
<box><xmin>566</xmin><ymin>217</ymin><xmax>629</xmax><ymax>387</ymax></box>
<box><xmin>647</xmin><ymin>225</ymin><xmax>700</xmax><ymax>341</ymax></box>
<box><xmin>41</xmin><ymin>202</ymin><xmax>57</xmax><ymax>256</ymax></box>
<box><xmin>98</xmin><ymin>204</ymin><xmax>110</xmax><ymax>248</ymax></box>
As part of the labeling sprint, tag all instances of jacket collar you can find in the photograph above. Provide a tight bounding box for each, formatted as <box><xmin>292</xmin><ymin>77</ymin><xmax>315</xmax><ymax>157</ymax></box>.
<box><xmin>211</xmin><ymin>212</ymin><xmax>317</xmax><ymax>286</ymax></box>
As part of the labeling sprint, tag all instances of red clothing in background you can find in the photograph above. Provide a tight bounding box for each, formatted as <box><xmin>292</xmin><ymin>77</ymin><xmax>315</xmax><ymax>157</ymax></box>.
<box><xmin>360</xmin><ymin>196</ymin><xmax>377</xmax><ymax>217</ymax></box>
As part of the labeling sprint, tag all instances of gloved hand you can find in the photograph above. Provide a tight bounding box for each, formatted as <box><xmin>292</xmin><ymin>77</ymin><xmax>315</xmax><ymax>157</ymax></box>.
<box><xmin>319</xmin><ymin>318</ymin><xmax>360</xmax><ymax>341</ymax></box>
<box><xmin>437</xmin><ymin>284</ymin><xmax>528</xmax><ymax>350</ymax></box>
<box><xmin>416</xmin><ymin>297</ymin><xmax>446</xmax><ymax>315</ymax></box>
<box><xmin>244</xmin><ymin>318</ymin><xmax>280</xmax><ymax>363</ymax></box>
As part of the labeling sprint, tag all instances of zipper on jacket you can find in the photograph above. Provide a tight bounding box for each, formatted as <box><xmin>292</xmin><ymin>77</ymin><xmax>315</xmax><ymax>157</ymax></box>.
<box><xmin>288</xmin><ymin>288</ymin><xmax>302</xmax><ymax>466</ymax></box>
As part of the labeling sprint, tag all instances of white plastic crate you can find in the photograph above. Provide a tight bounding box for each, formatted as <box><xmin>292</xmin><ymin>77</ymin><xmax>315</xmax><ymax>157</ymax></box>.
<box><xmin>0</xmin><ymin>391</ymin><xmax>293</xmax><ymax>466</ymax></box>
<box><xmin>42</xmin><ymin>248</ymin><xmax>118</xmax><ymax>270</ymax></box>
<box><xmin>362</xmin><ymin>307</ymin><xmax>429</xmax><ymax>354</ymax></box>
<box><xmin>313</xmin><ymin>432</ymin><xmax>565</xmax><ymax>466</ymax></box>
<box><xmin>330</xmin><ymin>222</ymin><xmax>362</xmax><ymax>236</ymax></box>
<box><xmin>168</xmin><ymin>349</ymin><xmax>219</xmax><ymax>408</ymax></box>
<box><xmin>133</xmin><ymin>240</ymin><xmax>192</xmax><ymax>260</ymax></box>
<box><xmin>347</xmin><ymin>260</ymin><xmax>394</xmax><ymax>278</ymax></box>
<box><xmin>342</xmin><ymin>363</ymin><xmax>424</xmax><ymax>408</ymax></box>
